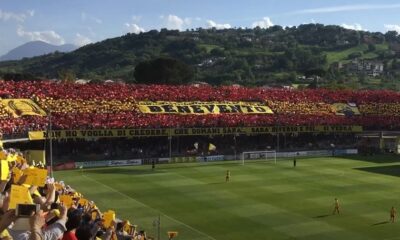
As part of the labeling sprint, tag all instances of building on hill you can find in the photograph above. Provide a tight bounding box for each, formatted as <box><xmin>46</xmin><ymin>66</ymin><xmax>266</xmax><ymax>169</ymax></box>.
<box><xmin>333</xmin><ymin>59</ymin><xmax>384</xmax><ymax>77</ymax></box>
<box><xmin>389</xmin><ymin>43</ymin><xmax>400</xmax><ymax>55</ymax></box>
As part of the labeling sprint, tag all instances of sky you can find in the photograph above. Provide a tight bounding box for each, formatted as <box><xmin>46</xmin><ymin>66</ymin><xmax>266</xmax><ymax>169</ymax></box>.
<box><xmin>1</xmin><ymin>0</ymin><xmax>400</xmax><ymax>55</ymax></box>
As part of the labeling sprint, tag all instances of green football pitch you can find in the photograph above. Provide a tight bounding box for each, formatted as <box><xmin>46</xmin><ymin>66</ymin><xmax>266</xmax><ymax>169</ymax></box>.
<box><xmin>55</xmin><ymin>155</ymin><xmax>400</xmax><ymax>240</ymax></box>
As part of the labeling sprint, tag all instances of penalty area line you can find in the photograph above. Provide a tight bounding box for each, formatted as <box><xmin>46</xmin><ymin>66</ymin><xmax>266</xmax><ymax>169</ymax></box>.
<box><xmin>81</xmin><ymin>174</ymin><xmax>217</xmax><ymax>240</ymax></box>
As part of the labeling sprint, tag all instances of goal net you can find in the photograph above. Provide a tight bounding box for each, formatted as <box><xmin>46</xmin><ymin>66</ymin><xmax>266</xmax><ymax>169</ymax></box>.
<box><xmin>241</xmin><ymin>150</ymin><xmax>277</xmax><ymax>165</ymax></box>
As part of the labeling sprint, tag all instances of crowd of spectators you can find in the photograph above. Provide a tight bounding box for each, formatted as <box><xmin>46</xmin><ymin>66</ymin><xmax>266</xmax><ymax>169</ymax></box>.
<box><xmin>358</xmin><ymin>103</ymin><xmax>400</xmax><ymax>116</ymax></box>
<box><xmin>43</xmin><ymin>133</ymin><xmax>355</xmax><ymax>162</ymax></box>
<box><xmin>1</xmin><ymin>80</ymin><xmax>400</xmax><ymax>137</ymax></box>
<box><xmin>0</xmin><ymin>146</ymin><xmax>150</xmax><ymax>240</ymax></box>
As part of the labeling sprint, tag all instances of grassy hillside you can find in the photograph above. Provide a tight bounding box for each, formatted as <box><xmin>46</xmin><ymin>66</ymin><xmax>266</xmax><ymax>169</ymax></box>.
<box><xmin>325</xmin><ymin>44</ymin><xmax>389</xmax><ymax>64</ymax></box>
<box><xmin>56</xmin><ymin>155</ymin><xmax>400</xmax><ymax>240</ymax></box>
<box><xmin>1</xmin><ymin>24</ymin><xmax>400</xmax><ymax>89</ymax></box>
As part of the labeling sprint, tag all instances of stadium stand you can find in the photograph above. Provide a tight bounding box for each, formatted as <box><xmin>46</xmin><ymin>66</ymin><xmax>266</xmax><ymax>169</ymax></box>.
<box><xmin>1</xmin><ymin>80</ymin><xmax>399</xmax><ymax>239</ymax></box>
<box><xmin>1</xmin><ymin>80</ymin><xmax>400</xmax><ymax>138</ymax></box>
<box><xmin>0</xmin><ymin>147</ymin><xmax>149</xmax><ymax>240</ymax></box>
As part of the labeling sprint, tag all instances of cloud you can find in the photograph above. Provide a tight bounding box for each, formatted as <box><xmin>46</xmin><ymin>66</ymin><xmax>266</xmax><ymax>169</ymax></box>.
<box><xmin>0</xmin><ymin>9</ymin><xmax>34</xmax><ymax>22</ymax></box>
<box><xmin>206</xmin><ymin>20</ymin><xmax>231</xmax><ymax>29</ymax></box>
<box><xmin>251</xmin><ymin>17</ymin><xmax>273</xmax><ymax>29</ymax></box>
<box><xmin>27</xmin><ymin>10</ymin><xmax>35</xmax><ymax>17</ymax></box>
<box><xmin>131</xmin><ymin>15</ymin><xmax>142</xmax><ymax>22</ymax></box>
<box><xmin>74</xmin><ymin>33</ymin><xmax>92</xmax><ymax>46</ymax></box>
<box><xmin>341</xmin><ymin>23</ymin><xmax>364</xmax><ymax>31</ymax></box>
<box><xmin>160</xmin><ymin>14</ymin><xmax>191</xmax><ymax>30</ymax></box>
<box><xmin>125</xmin><ymin>23</ymin><xmax>145</xmax><ymax>34</ymax></box>
<box><xmin>81</xmin><ymin>12</ymin><xmax>102</xmax><ymax>24</ymax></box>
<box><xmin>384</xmin><ymin>24</ymin><xmax>400</xmax><ymax>33</ymax></box>
<box><xmin>17</xmin><ymin>25</ymin><xmax>65</xmax><ymax>45</ymax></box>
<box><xmin>125</xmin><ymin>15</ymin><xmax>144</xmax><ymax>33</ymax></box>
<box><xmin>291</xmin><ymin>4</ymin><xmax>400</xmax><ymax>14</ymax></box>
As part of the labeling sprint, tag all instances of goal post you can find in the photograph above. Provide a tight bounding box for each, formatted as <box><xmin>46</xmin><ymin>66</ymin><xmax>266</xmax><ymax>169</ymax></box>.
<box><xmin>241</xmin><ymin>150</ymin><xmax>277</xmax><ymax>165</ymax></box>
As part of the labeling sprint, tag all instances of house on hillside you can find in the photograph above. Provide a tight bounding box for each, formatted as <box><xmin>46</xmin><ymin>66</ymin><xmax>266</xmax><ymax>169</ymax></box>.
<box><xmin>332</xmin><ymin>59</ymin><xmax>384</xmax><ymax>77</ymax></box>
<box><xmin>197</xmin><ymin>57</ymin><xmax>225</xmax><ymax>67</ymax></box>
<box><xmin>389</xmin><ymin>43</ymin><xmax>400</xmax><ymax>54</ymax></box>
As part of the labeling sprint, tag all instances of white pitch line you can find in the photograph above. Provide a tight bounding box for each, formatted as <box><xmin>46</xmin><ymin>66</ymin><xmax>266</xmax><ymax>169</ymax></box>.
<box><xmin>82</xmin><ymin>174</ymin><xmax>217</xmax><ymax>240</ymax></box>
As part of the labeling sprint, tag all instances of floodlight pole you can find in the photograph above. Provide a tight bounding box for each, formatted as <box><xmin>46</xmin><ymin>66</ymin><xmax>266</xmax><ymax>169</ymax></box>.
<box><xmin>157</xmin><ymin>214</ymin><xmax>161</xmax><ymax>240</ymax></box>
<box><xmin>153</xmin><ymin>214</ymin><xmax>160</xmax><ymax>240</ymax></box>
<box><xmin>168</xmin><ymin>134</ymin><xmax>172</xmax><ymax>159</ymax></box>
<box><xmin>48</xmin><ymin>110</ymin><xmax>53</xmax><ymax>178</ymax></box>
<box><xmin>276</xmin><ymin>116</ymin><xmax>280</xmax><ymax>152</ymax></box>
<box><xmin>234</xmin><ymin>134</ymin><xmax>237</xmax><ymax>160</ymax></box>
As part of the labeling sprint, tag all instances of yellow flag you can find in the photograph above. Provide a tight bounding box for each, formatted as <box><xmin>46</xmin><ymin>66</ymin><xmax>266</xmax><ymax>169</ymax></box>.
<box><xmin>1</xmin><ymin>161</ymin><xmax>9</xmax><ymax>180</ymax></box>
<box><xmin>9</xmin><ymin>185</ymin><xmax>33</xmax><ymax>209</ymax></box>
<box><xmin>28</xmin><ymin>131</ymin><xmax>46</xmax><ymax>141</ymax></box>
<box><xmin>208</xmin><ymin>143</ymin><xmax>216</xmax><ymax>151</ymax></box>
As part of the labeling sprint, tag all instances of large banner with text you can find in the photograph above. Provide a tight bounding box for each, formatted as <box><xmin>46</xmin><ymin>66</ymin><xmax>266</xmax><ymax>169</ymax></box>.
<box><xmin>137</xmin><ymin>101</ymin><xmax>274</xmax><ymax>114</ymax></box>
<box><xmin>28</xmin><ymin>125</ymin><xmax>362</xmax><ymax>140</ymax></box>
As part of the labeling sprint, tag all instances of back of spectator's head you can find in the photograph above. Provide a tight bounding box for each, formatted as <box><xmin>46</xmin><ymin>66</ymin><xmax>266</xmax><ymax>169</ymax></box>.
<box><xmin>116</xmin><ymin>222</ymin><xmax>124</xmax><ymax>231</ymax></box>
<box><xmin>96</xmin><ymin>230</ymin><xmax>105</xmax><ymax>238</ymax></box>
<box><xmin>81</xmin><ymin>213</ymin><xmax>92</xmax><ymax>224</ymax></box>
<box><xmin>75</xmin><ymin>224</ymin><xmax>93</xmax><ymax>240</ymax></box>
<box><xmin>45</xmin><ymin>209</ymin><xmax>60</xmax><ymax>225</ymax></box>
<box><xmin>66</xmin><ymin>209</ymin><xmax>82</xmax><ymax>231</ymax></box>
<box><xmin>50</xmin><ymin>202</ymin><xmax>59</xmax><ymax>210</ymax></box>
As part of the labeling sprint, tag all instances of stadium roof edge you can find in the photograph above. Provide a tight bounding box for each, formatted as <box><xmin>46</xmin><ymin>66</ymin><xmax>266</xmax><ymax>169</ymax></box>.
<box><xmin>1</xmin><ymin>138</ymin><xmax>29</xmax><ymax>143</ymax></box>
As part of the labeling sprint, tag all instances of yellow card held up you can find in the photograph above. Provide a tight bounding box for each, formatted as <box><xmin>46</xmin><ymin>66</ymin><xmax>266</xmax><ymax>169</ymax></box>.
<box><xmin>0</xmin><ymin>151</ymin><xmax>6</xmax><ymax>160</ymax></box>
<box><xmin>91</xmin><ymin>211</ymin><xmax>98</xmax><ymax>221</ymax></box>
<box><xmin>168</xmin><ymin>232</ymin><xmax>178</xmax><ymax>238</ymax></box>
<box><xmin>6</xmin><ymin>154</ymin><xmax>16</xmax><ymax>162</ymax></box>
<box><xmin>12</xmin><ymin>168</ymin><xmax>23</xmax><ymax>183</ymax></box>
<box><xmin>0</xmin><ymin>160</ymin><xmax>9</xmax><ymax>181</ymax></box>
<box><xmin>123</xmin><ymin>221</ymin><xmax>133</xmax><ymax>233</ymax></box>
<box><xmin>103</xmin><ymin>210</ymin><xmax>115</xmax><ymax>228</ymax></box>
<box><xmin>9</xmin><ymin>184</ymin><xmax>33</xmax><ymax>209</ymax></box>
<box><xmin>16</xmin><ymin>155</ymin><xmax>27</xmax><ymax>165</ymax></box>
<box><xmin>78</xmin><ymin>198</ymin><xmax>89</xmax><ymax>207</ymax></box>
<box><xmin>23</xmin><ymin>168</ymin><xmax>48</xmax><ymax>187</ymax></box>
<box><xmin>59</xmin><ymin>195</ymin><xmax>74</xmax><ymax>208</ymax></box>
<box><xmin>54</xmin><ymin>183</ymin><xmax>63</xmax><ymax>190</ymax></box>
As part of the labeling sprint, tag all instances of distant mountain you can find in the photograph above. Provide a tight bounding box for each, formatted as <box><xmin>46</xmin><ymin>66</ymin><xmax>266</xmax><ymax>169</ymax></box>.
<box><xmin>0</xmin><ymin>41</ymin><xmax>77</xmax><ymax>61</ymax></box>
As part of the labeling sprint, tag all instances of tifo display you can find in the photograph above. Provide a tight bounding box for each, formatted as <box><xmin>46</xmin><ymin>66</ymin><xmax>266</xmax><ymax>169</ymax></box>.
<box><xmin>1</xmin><ymin>80</ymin><xmax>400</xmax><ymax>137</ymax></box>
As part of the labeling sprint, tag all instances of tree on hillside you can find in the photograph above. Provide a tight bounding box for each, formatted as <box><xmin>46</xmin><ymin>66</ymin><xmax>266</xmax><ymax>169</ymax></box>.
<box><xmin>58</xmin><ymin>69</ymin><xmax>76</xmax><ymax>83</ymax></box>
<box><xmin>385</xmin><ymin>31</ymin><xmax>399</xmax><ymax>43</ymax></box>
<box><xmin>133</xmin><ymin>57</ymin><xmax>194</xmax><ymax>84</ymax></box>
<box><xmin>368</xmin><ymin>44</ymin><xmax>376</xmax><ymax>52</ymax></box>
<box><xmin>2</xmin><ymin>73</ymin><xmax>39</xmax><ymax>81</ymax></box>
